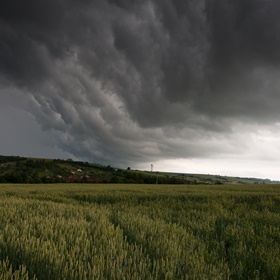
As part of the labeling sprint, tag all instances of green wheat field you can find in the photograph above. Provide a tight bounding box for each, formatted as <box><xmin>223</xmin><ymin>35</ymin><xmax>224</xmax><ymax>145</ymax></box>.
<box><xmin>0</xmin><ymin>183</ymin><xmax>280</xmax><ymax>279</ymax></box>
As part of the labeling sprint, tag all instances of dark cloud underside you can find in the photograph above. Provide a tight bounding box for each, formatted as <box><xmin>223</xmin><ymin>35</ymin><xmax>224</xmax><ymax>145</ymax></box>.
<box><xmin>1</xmin><ymin>0</ymin><xmax>280</xmax><ymax>165</ymax></box>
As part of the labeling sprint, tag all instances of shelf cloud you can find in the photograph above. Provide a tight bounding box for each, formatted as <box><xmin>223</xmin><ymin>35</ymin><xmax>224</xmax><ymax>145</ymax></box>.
<box><xmin>1</xmin><ymin>0</ymin><xmax>280</xmax><ymax>177</ymax></box>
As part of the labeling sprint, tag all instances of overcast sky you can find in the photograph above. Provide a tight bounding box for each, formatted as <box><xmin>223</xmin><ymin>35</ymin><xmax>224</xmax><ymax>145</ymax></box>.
<box><xmin>1</xmin><ymin>0</ymin><xmax>280</xmax><ymax>180</ymax></box>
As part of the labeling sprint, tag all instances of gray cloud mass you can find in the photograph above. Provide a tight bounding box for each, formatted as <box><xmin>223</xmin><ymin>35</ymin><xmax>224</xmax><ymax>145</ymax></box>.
<box><xmin>1</xmin><ymin>0</ymin><xmax>280</xmax><ymax>169</ymax></box>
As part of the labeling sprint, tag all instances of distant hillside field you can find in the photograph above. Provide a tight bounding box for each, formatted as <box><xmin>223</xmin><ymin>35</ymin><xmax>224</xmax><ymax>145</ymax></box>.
<box><xmin>0</xmin><ymin>183</ymin><xmax>280</xmax><ymax>279</ymax></box>
<box><xmin>0</xmin><ymin>155</ymin><xmax>278</xmax><ymax>184</ymax></box>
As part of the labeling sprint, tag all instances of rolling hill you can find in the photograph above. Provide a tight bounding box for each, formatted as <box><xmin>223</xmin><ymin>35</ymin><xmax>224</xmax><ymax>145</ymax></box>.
<box><xmin>0</xmin><ymin>155</ymin><xmax>278</xmax><ymax>184</ymax></box>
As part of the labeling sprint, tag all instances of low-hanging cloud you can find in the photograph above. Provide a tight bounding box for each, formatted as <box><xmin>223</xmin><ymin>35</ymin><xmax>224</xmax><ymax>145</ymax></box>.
<box><xmin>1</xmin><ymin>0</ymin><xmax>280</xmax><ymax>167</ymax></box>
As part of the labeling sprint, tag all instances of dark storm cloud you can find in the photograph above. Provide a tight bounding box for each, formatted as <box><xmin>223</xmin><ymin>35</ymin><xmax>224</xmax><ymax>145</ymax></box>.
<box><xmin>1</xmin><ymin>0</ymin><xmax>280</xmax><ymax>165</ymax></box>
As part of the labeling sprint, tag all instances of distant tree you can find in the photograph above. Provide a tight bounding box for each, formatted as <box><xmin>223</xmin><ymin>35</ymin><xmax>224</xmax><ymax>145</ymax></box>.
<box><xmin>0</xmin><ymin>176</ymin><xmax>6</xmax><ymax>183</ymax></box>
<box><xmin>110</xmin><ymin>176</ymin><xmax>122</xmax><ymax>183</ymax></box>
